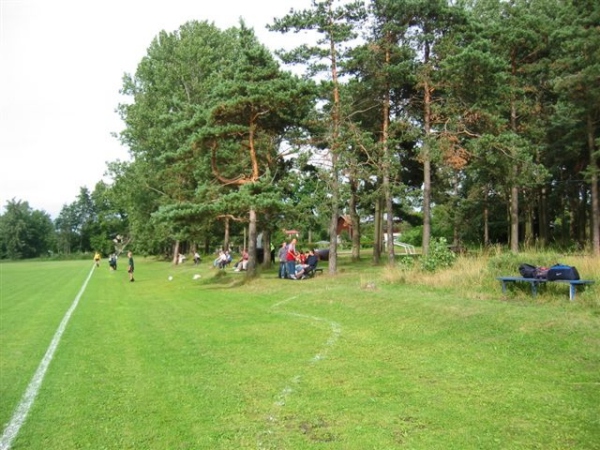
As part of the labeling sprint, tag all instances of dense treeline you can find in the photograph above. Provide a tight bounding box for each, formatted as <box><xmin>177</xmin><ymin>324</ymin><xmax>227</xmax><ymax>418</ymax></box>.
<box><xmin>0</xmin><ymin>185</ymin><xmax>128</xmax><ymax>260</ymax></box>
<box><xmin>2</xmin><ymin>0</ymin><xmax>599</xmax><ymax>268</ymax></box>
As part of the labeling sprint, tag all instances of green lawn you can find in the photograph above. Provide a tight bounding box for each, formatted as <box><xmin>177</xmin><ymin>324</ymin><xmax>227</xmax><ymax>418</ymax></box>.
<box><xmin>1</xmin><ymin>258</ymin><xmax>599</xmax><ymax>449</ymax></box>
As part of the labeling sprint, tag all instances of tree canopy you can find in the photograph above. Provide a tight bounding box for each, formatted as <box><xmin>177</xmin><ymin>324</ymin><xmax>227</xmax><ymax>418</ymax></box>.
<box><xmin>3</xmin><ymin>0</ymin><xmax>599</xmax><ymax>262</ymax></box>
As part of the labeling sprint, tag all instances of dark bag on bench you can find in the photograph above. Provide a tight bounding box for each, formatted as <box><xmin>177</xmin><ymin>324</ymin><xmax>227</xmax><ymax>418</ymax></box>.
<box><xmin>519</xmin><ymin>263</ymin><xmax>538</xmax><ymax>278</ymax></box>
<box><xmin>546</xmin><ymin>264</ymin><xmax>580</xmax><ymax>281</ymax></box>
<box><xmin>518</xmin><ymin>263</ymin><xmax>549</xmax><ymax>279</ymax></box>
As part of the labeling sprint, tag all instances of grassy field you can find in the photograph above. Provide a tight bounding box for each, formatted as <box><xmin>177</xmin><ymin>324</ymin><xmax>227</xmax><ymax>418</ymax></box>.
<box><xmin>1</xmin><ymin>254</ymin><xmax>599</xmax><ymax>449</ymax></box>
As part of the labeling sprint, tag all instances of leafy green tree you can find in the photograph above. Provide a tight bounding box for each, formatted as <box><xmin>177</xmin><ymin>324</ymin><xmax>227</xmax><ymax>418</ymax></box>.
<box><xmin>551</xmin><ymin>0</ymin><xmax>600</xmax><ymax>255</ymax></box>
<box><xmin>54</xmin><ymin>187</ymin><xmax>100</xmax><ymax>254</ymax></box>
<box><xmin>345</xmin><ymin>0</ymin><xmax>421</xmax><ymax>263</ymax></box>
<box><xmin>54</xmin><ymin>202</ymin><xmax>79</xmax><ymax>254</ymax></box>
<box><xmin>441</xmin><ymin>0</ymin><xmax>555</xmax><ymax>251</ymax></box>
<box><xmin>117</xmin><ymin>21</ymin><xmax>240</xmax><ymax>260</ymax></box>
<box><xmin>88</xmin><ymin>180</ymin><xmax>129</xmax><ymax>256</ymax></box>
<box><xmin>0</xmin><ymin>199</ymin><xmax>54</xmax><ymax>259</ymax></box>
<box><xmin>192</xmin><ymin>23</ymin><xmax>316</xmax><ymax>276</ymax></box>
<box><xmin>269</xmin><ymin>0</ymin><xmax>367</xmax><ymax>274</ymax></box>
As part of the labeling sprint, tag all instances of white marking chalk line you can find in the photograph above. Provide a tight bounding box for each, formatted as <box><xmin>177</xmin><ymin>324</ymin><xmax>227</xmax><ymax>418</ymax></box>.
<box><xmin>258</xmin><ymin>296</ymin><xmax>341</xmax><ymax>449</ymax></box>
<box><xmin>0</xmin><ymin>264</ymin><xmax>95</xmax><ymax>450</ymax></box>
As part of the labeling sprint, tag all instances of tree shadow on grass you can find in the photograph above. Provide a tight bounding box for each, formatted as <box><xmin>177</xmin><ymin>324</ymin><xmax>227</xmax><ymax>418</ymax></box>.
<box><xmin>203</xmin><ymin>270</ymin><xmax>252</xmax><ymax>289</ymax></box>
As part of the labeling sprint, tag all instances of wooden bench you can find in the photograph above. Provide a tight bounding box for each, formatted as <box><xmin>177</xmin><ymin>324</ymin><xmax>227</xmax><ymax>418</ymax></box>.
<box><xmin>497</xmin><ymin>276</ymin><xmax>595</xmax><ymax>301</ymax></box>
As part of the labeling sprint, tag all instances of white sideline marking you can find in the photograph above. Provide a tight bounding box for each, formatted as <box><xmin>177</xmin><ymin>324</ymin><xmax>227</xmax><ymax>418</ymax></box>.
<box><xmin>258</xmin><ymin>296</ymin><xmax>341</xmax><ymax>449</ymax></box>
<box><xmin>0</xmin><ymin>264</ymin><xmax>95</xmax><ymax>450</ymax></box>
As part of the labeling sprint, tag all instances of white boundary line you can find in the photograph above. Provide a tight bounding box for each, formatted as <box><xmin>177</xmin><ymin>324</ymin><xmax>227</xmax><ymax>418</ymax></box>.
<box><xmin>258</xmin><ymin>296</ymin><xmax>341</xmax><ymax>449</ymax></box>
<box><xmin>0</xmin><ymin>264</ymin><xmax>95</xmax><ymax>450</ymax></box>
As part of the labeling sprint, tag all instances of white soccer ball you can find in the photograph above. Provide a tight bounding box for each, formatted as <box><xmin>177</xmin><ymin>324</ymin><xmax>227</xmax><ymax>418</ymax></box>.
<box><xmin>168</xmin><ymin>276</ymin><xmax>173</xmax><ymax>281</ymax></box>
<box><xmin>193</xmin><ymin>274</ymin><xmax>201</xmax><ymax>280</ymax></box>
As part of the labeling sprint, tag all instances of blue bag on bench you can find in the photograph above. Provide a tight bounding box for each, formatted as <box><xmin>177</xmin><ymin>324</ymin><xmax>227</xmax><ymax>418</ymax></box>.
<box><xmin>547</xmin><ymin>264</ymin><xmax>580</xmax><ymax>281</ymax></box>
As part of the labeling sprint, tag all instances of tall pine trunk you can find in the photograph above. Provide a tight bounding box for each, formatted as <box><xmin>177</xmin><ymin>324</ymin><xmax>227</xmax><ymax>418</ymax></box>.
<box><xmin>327</xmin><ymin>2</ymin><xmax>341</xmax><ymax>276</ymax></box>
<box><xmin>349</xmin><ymin>175</ymin><xmax>361</xmax><ymax>261</ymax></box>
<box><xmin>247</xmin><ymin>208</ymin><xmax>257</xmax><ymax>277</ymax></box>
<box><xmin>421</xmin><ymin>42</ymin><xmax>432</xmax><ymax>256</ymax></box>
<box><xmin>373</xmin><ymin>198</ymin><xmax>382</xmax><ymax>264</ymax></box>
<box><xmin>587</xmin><ymin>113</ymin><xmax>600</xmax><ymax>256</ymax></box>
<box><xmin>382</xmin><ymin>32</ymin><xmax>395</xmax><ymax>265</ymax></box>
<box><xmin>172</xmin><ymin>240</ymin><xmax>180</xmax><ymax>265</ymax></box>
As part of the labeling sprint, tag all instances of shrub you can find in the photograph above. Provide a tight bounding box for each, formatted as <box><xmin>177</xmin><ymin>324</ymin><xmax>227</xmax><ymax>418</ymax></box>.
<box><xmin>420</xmin><ymin>237</ymin><xmax>456</xmax><ymax>272</ymax></box>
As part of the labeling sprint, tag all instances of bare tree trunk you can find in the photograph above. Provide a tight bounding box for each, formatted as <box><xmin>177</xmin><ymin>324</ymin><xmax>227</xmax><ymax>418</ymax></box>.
<box><xmin>510</xmin><ymin>183</ymin><xmax>519</xmax><ymax>253</ymax></box>
<box><xmin>247</xmin><ymin>209</ymin><xmax>257</xmax><ymax>278</ymax></box>
<box><xmin>328</xmin><ymin>200</ymin><xmax>339</xmax><ymax>274</ymax></box>
<box><xmin>327</xmin><ymin>3</ymin><xmax>341</xmax><ymax>276</ymax></box>
<box><xmin>349</xmin><ymin>176</ymin><xmax>361</xmax><ymax>261</ymax></box>
<box><xmin>382</xmin><ymin>33</ymin><xmax>395</xmax><ymax>265</ymax></box>
<box><xmin>579</xmin><ymin>185</ymin><xmax>588</xmax><ymax>245</ymax></box>
<box><xmin>223</xmin><ymin>217</ymin><xmax>230</xmax><ymax>251</ymax></box>
<box><xmin>483</xmin><ymin>188</ymin><xmax>490</xmax><ymax>247</ymax></box>
<box><xmin>328</xmin><ymin>167</ymin><xmax>339</xmax><ymax>275</ymax></box>
<box><xmin>204</xmin><ymin>235</ymin><xmax>210</xmax><ymax>255</ymax></box>
<box><xmin>422</xmin><ymin>157</ymin><xmax>432</xmax><ymax>255</ymax></box>
<box><xmin>539</xmin><ymin>186</ymin><xmax>548</xmax><ymax>246</ymax></box>
<box><xmin>587</xmin><ymin>114</ymin><xmax>600</xmax><ymax>255</ymax></box>
<box><xmin>262</xmin><ymin>228</ymin><xmax>272</xmax><ymax>269</ymax></box>
<box><xmin>421</xmin><ymin>43</ymin><xmax>432</xmax><ymax>256</ymax></box>
<box><xmin>373</xmin><ymin>197</ymin><xmax>382</xmax><ymax>264</ymax></box>
<box><xmin>509</xmin><ymin>58</ymin><xmax>520</xmax><ymax>254</ymax></box>
<box><xmin>172</xmin><ymin>240</ymin><xmax>180</xmax><ymax>265</ymax></box>
<box><xmin>524</xmin><ymin>193</ymin><xmax>534</xmax><ymax>248</ymax></box>
<box><xmin>452</xmin><ymin>175</ymin><xmax>460</xmax><ymax>248</ymax></box>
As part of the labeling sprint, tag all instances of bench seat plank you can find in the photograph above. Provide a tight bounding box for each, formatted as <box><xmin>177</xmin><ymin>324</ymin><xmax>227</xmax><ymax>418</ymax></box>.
<box><xmin>496</xmin><ymin>277</ymin><xmax>595</xmax><ymax>301</ymax></box>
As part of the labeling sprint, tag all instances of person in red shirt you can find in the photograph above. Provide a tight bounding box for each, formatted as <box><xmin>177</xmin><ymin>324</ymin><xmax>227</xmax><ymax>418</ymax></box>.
<box><xmin>286</xmin><ymin>238</ymin><xmax>297</xmax><ymax>279</ymax></box>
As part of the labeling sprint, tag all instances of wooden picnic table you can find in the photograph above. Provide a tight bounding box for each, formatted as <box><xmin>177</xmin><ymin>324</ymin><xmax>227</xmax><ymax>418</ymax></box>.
<box><xmin>497</xmin><ymin>276</ymin><xmax>595</xmax><ymax>301</ymax></box>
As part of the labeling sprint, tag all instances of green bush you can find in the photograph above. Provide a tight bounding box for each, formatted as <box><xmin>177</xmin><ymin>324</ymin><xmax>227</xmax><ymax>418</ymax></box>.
<box><xmin>420</xmin><ymin>237</ymin><xmax>456</xmax><ymax>272</ymax></box>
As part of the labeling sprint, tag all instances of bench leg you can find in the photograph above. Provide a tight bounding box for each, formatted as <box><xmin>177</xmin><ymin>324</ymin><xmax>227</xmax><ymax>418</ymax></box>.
<box><xmin>501</xmin><ymin>281</ymin><xmax>507</xmax><ymax>294</ymax></box>
<box><xmin>531</xmin><ymin>282</ymin><xmax>538</xmax><ymax>297</ymax></box>
<box><xmin>569</xmin><ymin>284</ymin><xmax>575</xmax><ymax>301</ymax></box>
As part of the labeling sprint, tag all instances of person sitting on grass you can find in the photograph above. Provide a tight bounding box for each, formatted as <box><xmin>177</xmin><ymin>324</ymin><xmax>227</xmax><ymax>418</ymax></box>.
<box><xmin>234</xmin><ymin>249</ymin><xmax>249</xmax><ymax>272</ymax></box>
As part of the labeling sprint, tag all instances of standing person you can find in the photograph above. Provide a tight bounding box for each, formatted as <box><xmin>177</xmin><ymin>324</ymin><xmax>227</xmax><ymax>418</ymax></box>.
<box><xmin>127</xmin><ymin>251</ymin><xmax>135</xmax><ymax>282</ymax></box>
<box><xmin>94</xmin><ymin>251</ymin><xmax>101</xmax><ymax>267</ymax></box>
<box><xmin>277</xmin><ymin>241</ymin><xmax>288</xmax><ymax>279</ymax></box>
<box><xmin>193</xmin><ymin>251</ymin><xmax>201</xmax><ymax>265</ymax></box>
<box><xmin>286</xmin><ymin>238</ymin><xmax>297</xmax><ymax>279</ymax></box>
<box><xmin>109</xmin><ymin>253</ymin><xmax>117</xmax><ymax>270</ymax></box>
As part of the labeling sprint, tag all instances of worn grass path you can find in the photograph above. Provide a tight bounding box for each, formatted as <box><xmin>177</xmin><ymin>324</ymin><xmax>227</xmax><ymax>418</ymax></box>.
<box><xmin>1</xmin><ymin>258</ymin><xmax>599</xmax><ymax>449</ymax></box>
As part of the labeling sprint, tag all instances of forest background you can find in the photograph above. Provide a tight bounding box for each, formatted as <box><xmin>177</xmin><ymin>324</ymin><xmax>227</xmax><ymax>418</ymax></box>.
<box><xmin>1</xmin><ymin>0</ymin><xmax>599</xmax><ymax>275</ymax></box>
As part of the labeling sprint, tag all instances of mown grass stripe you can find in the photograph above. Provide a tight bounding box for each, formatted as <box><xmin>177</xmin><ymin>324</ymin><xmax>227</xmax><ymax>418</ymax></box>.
<box><xmin>0</xmin><ymin>264</ymin><xmax>95</xmax><ymax>450</ymax></box>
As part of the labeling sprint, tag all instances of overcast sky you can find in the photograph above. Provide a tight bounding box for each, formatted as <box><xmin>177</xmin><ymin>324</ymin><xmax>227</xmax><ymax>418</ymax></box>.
<box><xmin>0</xmin><ymin>0</ymin><xmax>316</xmax><ymax>218</ymax></box>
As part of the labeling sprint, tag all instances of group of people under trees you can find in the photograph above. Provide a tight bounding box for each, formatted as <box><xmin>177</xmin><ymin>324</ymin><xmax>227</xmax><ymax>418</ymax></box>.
<box><xmin>213</xmin><ymin>248</ymin><xmax>249</xmax><ymax>272</ymax></box>
<box><xmin>207</xmin><ymin>238</ymin><xmax>319</xmax><ymax>279</ymax></box>
<box><xmin>278</xmin><ymin>238</ymin><xmax>320</xmax><ymax>280</ymax></box>
<box><xmin>93</xmin><ymin>237</ymin><xmax>320</xmax><ymax>281</ymax></box>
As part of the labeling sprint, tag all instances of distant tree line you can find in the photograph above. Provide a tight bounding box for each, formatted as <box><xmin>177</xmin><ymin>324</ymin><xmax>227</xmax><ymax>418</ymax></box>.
<box><xmin>2</xmin><ymin>0</ymin><xmax>599</xmax><ymax>268</ymax></box>
<box><xmin>0</xmin><ymin>184</ymin><xmax>128</xmax><ymax>260</ymax></box>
